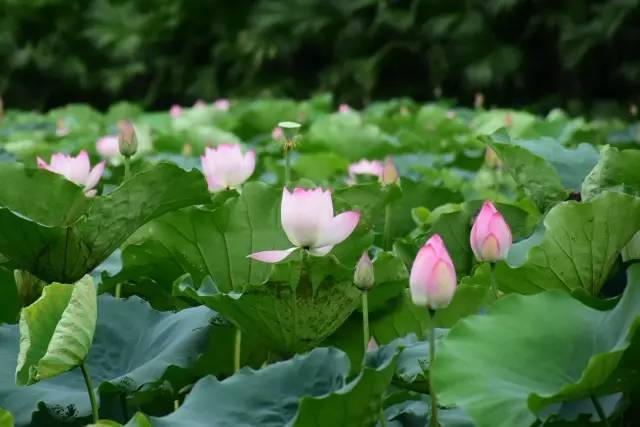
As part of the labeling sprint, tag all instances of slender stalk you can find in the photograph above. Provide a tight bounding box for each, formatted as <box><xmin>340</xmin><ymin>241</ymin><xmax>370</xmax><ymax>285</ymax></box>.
<box><xmin>234</xmin><ymin>328</ymin><xmax>242</xmax><ymax>373</ymax></box>
<box><xmin>284</xmin><ymin>147</ymin><xmax>291</xmax><ymax>186</ymax></box>
<box><xmin>428</xmin><ymin>309</ymin><xmax>439</xmax><ymax>427</ymax></box>
<box><xmin>123</xmin><ymin>155</ymin><xmax>131</xmax><ymax>181</ymax></box>
<box><xmin>115</xmin><ymin>283</ymin><xmax>122</xmax><ymax>298</ymax></box>
<box><xmin>80</xmin><ymin>362</ymin><xmax>99</xmax><ymax>423</ymax></box>
<box><xmin>379</xmin><ymin>408</ymin><xmax>387</xmax><ymax>427</ymax></box>
<box><xmin>174</xmin><ymin>399</ymin><xmax>180</xmax><ymax>411</ymax></box>
<box><xmin>590</xmin><ymin>395</ymin><xmax>610</xmax><ymax>427</ymax></box>
<box><xmin>361</xmin><ymin>291</ymin><xmax>370</xmax><ymax>354</ymax></box>
<box><xmin>119</xmin><ymin>392</ymin><xmax>129</xmax><ymax>420</ymax></box>
<box><xmin>489</xmin><ymin>262</ymin><xmax>499</xmax><ymax>299</ymax></box>
<box><xmin>383</xmin><ymin>204</ymin><xmax>392</xmax><ymax>250</ymax></box>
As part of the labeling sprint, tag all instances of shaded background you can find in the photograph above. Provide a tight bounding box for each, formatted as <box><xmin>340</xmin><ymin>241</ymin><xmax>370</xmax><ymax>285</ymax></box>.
<box><xmin>1</xmin><ymin>0</ymin><xmax>639</xmax><ymax>114</ymax></box>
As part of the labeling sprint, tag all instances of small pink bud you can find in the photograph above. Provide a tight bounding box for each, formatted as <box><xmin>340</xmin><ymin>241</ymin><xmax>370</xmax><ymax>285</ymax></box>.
<box><xmin>367</xmin><ymin>337</ymin><xmax>378</xmax><ymax>352</ymax></box>
<box><xmin>470</xmin><ymin>201</ymin><xmax>512</xmax><ymax>262</ymax></box>
<box><xmin>213</xmin><ymin>99</ymin><xmax>230</xmax><ymax>111</ymax></box>
<box><xmin>338</xmin><ymin>103</ymin><xmax>352</xmax><ymax>113</ymax></box>
<box><xmin>410</xmin><ymin>235</ymin><xmax>457</xmax><ymax>309</ymax></box>
<box><xmin>118</xmin><ymin>120</ymin><xmax>138</xmax><ymax>157</ymax></box>
<box><xmin>381</xmin><ymin>157</ymin><xmax>399</xmax><ymax>186</ymax></box>
<box><xmin>170</xmin><ymin>104</ymin><xmax>183</xmax><ymax>118</ymax></box>
<box><xmin>272</xmin><ymin>127</ymin><xmax>284</xmax><ymax>140</ymax></box>
<box><xmin>194</xmin><ymin>99</ymin><xmax>207</xmax><ymax>108</ymax></box>
<box><xmin>354</xmin><ymin>252</ymin><xmax>375</xmax><ymax>291</ymax></box>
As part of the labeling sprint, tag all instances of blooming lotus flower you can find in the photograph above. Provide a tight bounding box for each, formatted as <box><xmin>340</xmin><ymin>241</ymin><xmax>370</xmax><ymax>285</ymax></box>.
<box><xmin>338</xmin><ymin>103</ymin><xmax>352</xmax><ymax>113</ymax></box>
<box><xmin>37</xmin><ymin>151</ymin><xmax>105</xmax><ymax>197</ymax></box>
<box><xmin>470</xmin><ymin>201</ymin><xmax>512</xmax><ymax>262</ymax></box>
<box><xmin>170</xmin><ymin>104</ymin><xmax>182</xmax><ymax>118</ymax></box>
<box><xmin>201</xmin><ymin>144</ymin><xmax>256</xmax><ymax>192</ymax></box>
<box><xmin>410</xmin><ymin>235</ymin><xmax>457</xmax><ymax>309</ymax></box>
<box><xmin>213</xmin><ymin>99</ymin><xmax>230</xmax><ymax>111</ymax></box>
<box><xmin>96</xmin><ymin>135</ymin><xmax>120</xmax><ymax>159</ymax></box>
<box><xmin>348</xmin><ymin>159</ymin><xmax>384</xmax><ymax>182</ymax></box>
<box><xmin>249</xmin><ymin>188</ymin><xmax>360</xmax><ymax>263</ymax></box>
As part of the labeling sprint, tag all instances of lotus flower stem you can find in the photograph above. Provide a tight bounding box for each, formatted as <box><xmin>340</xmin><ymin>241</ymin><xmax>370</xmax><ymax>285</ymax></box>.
<box><xmin>234</xmin><ymin>328</ymin><xmax>242</xmax><ymax>373</ymax></box>
<box><xmin>284</xmin><ymin>148</ymin><xmax>291</xmax><ymax>186</ymax></box>
<box><xmin>383</xmin><ymin>204</ymin><xmax>392</xmax><ymax>250</ymax></box>
<box><xmin>379</xmin><ymin>408</ymin><xmax>387</xmax><ymax>427</ymax></box>
<box><xmin>123</xmin><ymin>156</ymin><xmax>131</xmax><ymax>181</ymax></box>
<box><xmin>590</xmin><ymin>395</ymin><xmax>609</xmax><ymax>426</ymax></box>
<box><xmin>80</xmin><ymin>362</ymin><xmax>99</xmax><ymax>423</ymax></box>
<box><xmin>490</xmin><ymin>262</ymin><xmax>499</xmax><ymax>299</ymax></box>
<box><xmin>361</xmin><ymin>291</ymin><xmax>370</xmax><ymax>354</ymax></box>
<box><xmin>428</xmin><ymin>309</ymin><xmax>439</xmax><ymax>427</ymax></box>
<box><xmin>174</xmin><ymin>399</ymin><xmax>180</xmax><ymax>411</ymax></box>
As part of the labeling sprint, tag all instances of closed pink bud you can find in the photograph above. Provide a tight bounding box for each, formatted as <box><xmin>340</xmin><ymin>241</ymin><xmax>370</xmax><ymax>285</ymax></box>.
<box><xmin>37</xmin><ymin>151</ymin><xmax>105</xmax><ymax>197</ymax></box>
<box><xmin>272</xmin><ymin>127</ymin><xmax>284</xmax><ymax>140</ymax></box>
<box><xmin>367</xmin><ymin>337</ymin><xmax>378</xmax><ymax>351</ymax></box>
<box><xmin>213</xmin><ymin>99</ymin><xmax>230</xmax><ymax>111</ymax></box>
<box><xmin>354</xmin><ymin>251</ymin><xmax>375</xmax><ymax>291</ymax></box>
<box><xmin>200</xmin><ymin>144</ymin><xmax>255</xmax><ymax>192</ymax></box>
<box><xmin>381</xmin><ymin>157</ymin><xmax>399</xmax><ymax>186</ymax></box>
<box><xmin>410</xmin><ymin>235</ymin><xmax>457</xmax><ymax>309</ymax></box>
<box><xmin>249</xmin><ymin>187</ymin><xmax>360</xmax><ymax>263</ymax></box>
<box><xmin>170</xmin><ymin>104</ymin><xmax>183</xmax><ymax>118</ymax></box>
<box><xmin>338</xmin><ymin>103</ymin><xmax>352</xmax><ymax>113</ymax></box>
<box><xmin>470</xmin><ymin>201</ymin><xmax>512</xmax><ymax>262</ymax></box>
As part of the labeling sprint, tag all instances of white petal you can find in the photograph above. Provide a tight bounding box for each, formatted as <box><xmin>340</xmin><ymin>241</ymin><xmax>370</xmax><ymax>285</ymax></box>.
<box><xmin>85</xmin><ymin>161</ymin><xmax>105</xmax><ymax>190</ymax></box>
<box><xmin>309</xmin><ymin>245</ymin><xmax>334</xmax><ymax>256</ymax></box>
<box><xmin>314</xmin><ymin>211</ymin><xmax>360</xmax><ymax>247</ymax></box>
<box><xmin>281</xmin><ymin>188</ymin><xmax>332</xmax><ymax>247</ymax></box>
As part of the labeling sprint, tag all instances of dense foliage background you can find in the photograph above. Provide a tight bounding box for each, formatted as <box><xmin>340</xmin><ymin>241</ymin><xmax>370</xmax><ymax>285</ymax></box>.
<box><xmin>2</xmin><ymin>0</ymin><xmax>640</xmax><ymax>112</ymax></box>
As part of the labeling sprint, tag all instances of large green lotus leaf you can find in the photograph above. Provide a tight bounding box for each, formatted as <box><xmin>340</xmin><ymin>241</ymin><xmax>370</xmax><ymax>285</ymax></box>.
<box><xmin>0</xmin><ymin>295</ymin><xmax>214</xmax><ymax>426</ymax></box>
<box><xmin>16</xmin><ymin>276</ymin><xmax>97</xmax><ymax>385</ymax></box>
<box><xmin>127</xmin><ymin>344</ymin><xmax>401</xmax><ymax>427</ymax></box>
<box><xmin>433</xmin><ymin>264</ymin><xmax>640</xmax><ymax>427</ymax></box>
<box><xmin>0</xmin><ymin>408</ymin><xmax>13</xmax><ymax>427</ymax></box>
<box><xmin>496</xmin><ymin>192</ymin><xmax>640</xmax><ymax>295</ymax></box>
<box><xmin>581</xmin><ymin>145</ymin><xmax>640</xmax><ymax>201</ymax></box>
<box><xmin>0</xmin><ymin>267</ymin><xmax>20</xmax><ymax>324</ymax></box>
<box><xmin>0</xmin><ymin>162</ymin><xmax>210</xmax><ymax>282</ymax></box>
<box><xmin>483</xmin><ymin>130</ymin><xmax>569</xmax><ymax>210</ymax></box>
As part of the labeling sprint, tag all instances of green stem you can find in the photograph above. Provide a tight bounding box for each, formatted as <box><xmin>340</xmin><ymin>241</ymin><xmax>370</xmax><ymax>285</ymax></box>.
<box><xmin>115</xmin><ymin>283</ymin><xmax>122</xmax><ymax>298</ymax></box>
<box><xmin>123</xmin><ymin>155</ymin><xmax>131</xmax><ymax>181</ymax></box>
<box><xmin>489</xmin><ymin>262</ymin><xmax>499</xmax><ymax>299</ymax></box>
<box><xmin>234</xmin><ymin>328</ymin><xmax>242</xmax><ymax>373</ymax></box>
<box><xmin>428</xmin><ymin>309</ymin><xmax>439</xmax><ymax>427</ymax></box>
<box><xmin>174</xmin><ymin>399</ymin><xmax>180</xmax><ymax>411</ymax></box>
<box><xmin>383</xmin><ymin>204</ymin><xmax>392</xmax><ymax>250</ymax></box>
<box><xmin>379</xmin><ymin>407</ymin><xmax>387</xmax><ymax>427</ymax></box>
<box><xmin>80</xmin><ymin>362</ymin><xmax>99</xmax><ymax>424</ymax></box>
<box><xmin>590</xmin><ymin>395</ymin><xmax>610</xmax><ymax>427</ymax></box>
<box><xmin>119</xmin><ymin>392</ymin><xmax>128</xmax><ymax>420</ymax></box>
<box><xmin>284</xmin><ymin>147</ymin><xmax>291</xmax><ymax>186</ymax></box>
<box><xmin>362</xmin><ymin>291</ymin><xmax>370</xmax><ymax>354</ymax></box>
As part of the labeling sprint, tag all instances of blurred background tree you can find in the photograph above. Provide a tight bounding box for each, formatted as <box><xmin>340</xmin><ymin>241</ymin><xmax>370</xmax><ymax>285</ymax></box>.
<box><xmin>1</xmin><ymin>0</ymin><xmax>639</xmax><ymax>113</ymax></box>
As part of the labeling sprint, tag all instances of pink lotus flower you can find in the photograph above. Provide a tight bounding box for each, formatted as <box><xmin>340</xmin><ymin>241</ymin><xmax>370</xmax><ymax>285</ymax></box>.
<box><xmin>338</xmin><ymin>103</ymin><xmax>352</xmax><ymax>113</ymax></box>
<box><xmin>96</xmin><ymin>135</ymin><xmax>120</xmax><ymax>159</ymax></box>
<box><xmin>37</xmin><ymin>151</ymin><xmax>105</xmax><ymax>197</ymax></box>
<box><xmin>470</xmin><ymin>201</ymin><xmax>512</xmax><ymax>262</ymax></box>
<box><xmin>249</xmin><ymin>188</ymin><xmax>361</xmax><ymax>263</ymax></box>
<box><xmin>272</xmin><ymin>127</ymin><xmax>284</xmax><ymax>140</ymax></box>
<box><xmin>410</xmin><ymin>235</ymin><xmax>457</xmax><ymax>309</ymax></box>
<box><xmin>381</xmin><ymin>157</ymin><xmax>399</xmax><ymax>186</ymax></box>
<box><xmin>201</xmin><ymin>144</ymin><xmax>256</xmax><ymax>192</ymax></box>
<box><xmin>213</xmin><ymin>99</ymin><xmax>230</xmax><ymax>111</ymax></box>
<box><xmin>348</xmin><ymin>159</ymin><xmax>384</xmax><ymax>181</ymax></box>
<box><xmin>170</xmin><ymin>104</ymin><xmax>183</xmax><ymax>118</ymax></box>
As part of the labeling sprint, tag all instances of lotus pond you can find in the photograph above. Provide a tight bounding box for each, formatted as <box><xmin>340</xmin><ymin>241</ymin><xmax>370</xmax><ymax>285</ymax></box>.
<box><xmin>0</xmin><ymin>97</ymin><xmax>639</xmax><ymax>427</ymax></box>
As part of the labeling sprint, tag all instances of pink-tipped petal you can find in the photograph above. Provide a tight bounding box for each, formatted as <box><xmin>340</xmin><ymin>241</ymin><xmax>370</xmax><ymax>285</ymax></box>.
<box><xmin>85</xmin><ymin>161</ymin><xmax>105</xmax><ymax>190</ymax></box>
<box><xmin>470</xmin><ymin>201</ymin><xmax>512</xmax><ymax>262</ymax></box>
<box><xmin>410</xmin><ymin>234</ymin><xmax>457</xmax><ymax>309</ymax></box>
<box><xmin>36</xmin><ymin>157</ymin><xmax>49</xmax><ymax>170</ymax></box>
<box><xmin>315</xmin><ymin>211</ymin><xmax>360</xmax><ymax>247</ymax></box>
<box><xmin>66</xmin><ymin>150</ymin><xmax>91</xmax><ymax>185</ymax></box>
<box><xmin>241</xmin><ymin>149</ymin><xmax>256</xmax><ymax>182</ymax></box>
<box><xmin>248</xmin><ymin>247</ymin><xmax>298</xmax><ymax>263</ymax></box>
<box><xmin>206</xmin><ymin>174</ymin><xmax>226</xmax><ymax>192</ymax></box>
<box><xmin>281</xmin><ymin>187</ymin><xmax>334</xmax><ymax>247</ymax></box>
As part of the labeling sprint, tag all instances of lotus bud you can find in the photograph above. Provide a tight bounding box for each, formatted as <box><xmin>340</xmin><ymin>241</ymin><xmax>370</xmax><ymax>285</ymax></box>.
<box><xmin>118</xmin><ymin>120</ymin><xmax>138</xmax><ymax>157</ymax></box>
<box><xmin>213</xmin><ymin>99</ymin><xmax>230</xmax><ymax>111</ymax></box>
<box><xmin>410</xmin><ymin>235</ymin><xmax>457</xmax><ymax>309</ymax></box>
<box><xmin>630</xmin><ymin>104</ymin><xmax>638</xmax><ymax>117</ymax></box>
<box><xmin>381</xmin><ymin>157</ymin><xmax>399</xmax><ymax>186</ymax></box>
<box><xmin>504</xmin><ymin>112</ymin><xmax>513</xmax><ymax>128</ymax></box>
<box><xmin>474</xmin><ymin>92</ymin><xmax>485</xmax><ymax>110</ymax></box>
<box><xmin>470</xmin><ymin>201</ymin><xmax>512</xmax><ymax>262</ymax></box>
<box><xmin>367</xmin><ymin>337</ymin><xmax>378</xmax><ymax>352</ymax></box>
<box><xmin>56</xmin><ymin>118</ymin><xmax>69</xmax><ymax>137</ymax></box>
<box><xmin>354</xmin><ymin>252</ymin><xmax>375</xmax><ymax>291</ymax></box>
<box><xmin>272</xmin><ymin>126</ymin><xmax>284</xmax><ymax>140</ymax></box>
<box><xmin>170</xmin><ymin>104</ymin><xmax>183</xmax><ymax>118</ymax></box>
<box><xmin>484</xmin><ymin>147</ymin><xmax>502</xmax><ymax>169</ymax></box>
<box><xmin>194</xmin><ymin>99</ymin><xmax>206</xmax><ymax>108</ymax></box>
<box><xmin>338</xmin><ymin>103</ymin><xmax>351</xmax><ymax>113</ymax></box>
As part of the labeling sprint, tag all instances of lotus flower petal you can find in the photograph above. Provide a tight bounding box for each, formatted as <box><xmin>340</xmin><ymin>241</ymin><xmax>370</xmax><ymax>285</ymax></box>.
<box><xmin>314</xmin><ymin>211</ymin><xmax>360</xmax><ymax>247</ymax></box>
<box><xmin>410</xmin><ymin>235</ymin><xmax>457</xmax><ymax>309</ymax></box>
<box><xmin>248</xmin><ymin>247</ymin><xmax>298</xmax><ymax>263</ymax></box>
<box><xmin>470</xmin><ymin>201</ymin><xmax>512</xmax><ymax>262</ymax></box>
